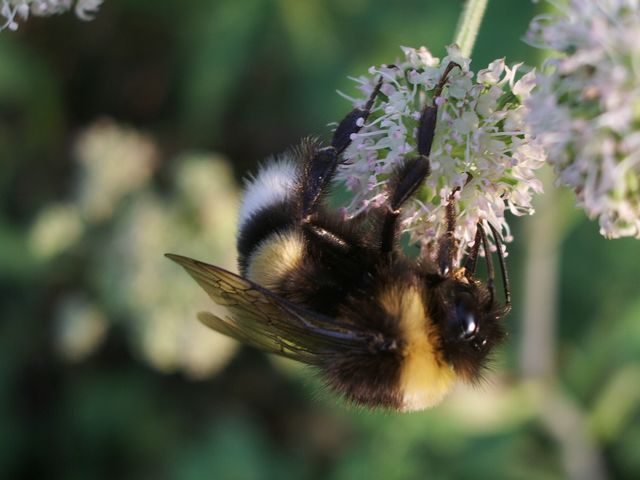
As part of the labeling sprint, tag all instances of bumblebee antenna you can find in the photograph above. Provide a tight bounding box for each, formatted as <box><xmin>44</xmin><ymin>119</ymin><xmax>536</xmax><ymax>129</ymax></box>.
<box><xmin>477</xmin><ymin>222</ymin><xmax>495</xmax><ymax>308</ymax></box>
<box><xmin>487</xmin><ymin>223</ymin><xmax>511</xmax><ymax>308</ymax></box>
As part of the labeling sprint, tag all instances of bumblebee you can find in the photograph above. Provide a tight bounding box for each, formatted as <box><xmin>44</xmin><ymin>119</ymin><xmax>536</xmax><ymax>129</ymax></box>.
<box><xmin>167</xmin><ymin>62</ymin><xmax>511</xmax><ymax>412</ymax></box>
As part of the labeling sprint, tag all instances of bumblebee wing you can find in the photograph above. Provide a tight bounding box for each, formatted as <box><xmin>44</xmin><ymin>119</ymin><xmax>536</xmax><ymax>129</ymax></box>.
<box><xmin>166</xmin><ymin>254</ymin><xmax>374</xmax><ymax>363</ymax></box>
<box><xmin>197</xmin><ymin>311</ymin><xmax>315</xmax><ymax>362</ymax></box>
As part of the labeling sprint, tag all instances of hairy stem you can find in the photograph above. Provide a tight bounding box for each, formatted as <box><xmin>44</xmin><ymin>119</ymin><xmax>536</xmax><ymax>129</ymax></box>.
<box><xmin>453</xmin><ymin>0</ymin><xmax>489</xmax><ymax>57</ymax></box>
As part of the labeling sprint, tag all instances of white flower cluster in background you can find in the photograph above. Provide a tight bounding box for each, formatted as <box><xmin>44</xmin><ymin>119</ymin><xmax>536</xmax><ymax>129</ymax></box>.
<box><xmin>98</xmin><ymin>154</ymin><xmax>240</xmax><ymax>378</ymax></box>
<box><xmin>74</xmin><ymin>119</ymin><xmax>158</xmax><ymax>222</ymax></box>
<box><xmin>28</xmin><ymin>120</ymin><xmax>157</xmax><ymax>259</ymax></box>
<box><xmin>28</xmin><ymin>119</ymin><xmax>240</xmax><ymax>377</ymax></box>
<box><xmin>336</xmin><ymin>45</ymin><xmax>545</xmax><ymax>256</ymax></box>
<box><xmin>526</xmin><ymin>0</ymin><xmax>640</xmax><ymax>238</ymax></box>
<box><xmin>1</xmin><ymin>0</ymin><xmax>103</xmax><ymax>31</ymax></box>
<box><xmin>55</xmin><ymin>294</ymin><xmax>108</xmax><ymax>362</ymax></box>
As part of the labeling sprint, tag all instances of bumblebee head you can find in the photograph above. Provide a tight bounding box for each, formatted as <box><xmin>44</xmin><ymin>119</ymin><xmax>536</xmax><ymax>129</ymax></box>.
<box><xmin>367</xmin><ymin>267</ymin><xmax>507</xmax><ymax>411</ymax></box>
<box><xmin>426</xmin><ymin>270</ymin><xmax>508</xmax><ymax>383</ymax></box>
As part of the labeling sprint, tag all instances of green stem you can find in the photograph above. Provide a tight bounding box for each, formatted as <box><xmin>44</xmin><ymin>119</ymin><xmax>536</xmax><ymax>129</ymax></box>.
<box><xmin>453</xmin><ymin>0</ymin><xmax>489</xmax><ymax>58</ymax></box>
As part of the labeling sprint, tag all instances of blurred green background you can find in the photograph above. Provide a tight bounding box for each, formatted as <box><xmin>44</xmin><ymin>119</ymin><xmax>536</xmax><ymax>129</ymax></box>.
<box><xmin>1</xmin><ymin>1</ymin><xmax>639</xmax><ymax>479</ymax></box>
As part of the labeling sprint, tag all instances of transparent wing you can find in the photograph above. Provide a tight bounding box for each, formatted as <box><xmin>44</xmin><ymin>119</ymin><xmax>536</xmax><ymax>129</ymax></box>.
<box><xmin>166</xmin><ymin>253</ymin><xmax>375</xmax><ymax>364</ymax></box>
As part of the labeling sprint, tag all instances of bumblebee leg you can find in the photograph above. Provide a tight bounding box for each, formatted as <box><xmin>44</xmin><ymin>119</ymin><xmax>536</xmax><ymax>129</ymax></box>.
<box><xmin>301</xmin><ymin>78</ymin><xmax>383</xmax><ymax>219</ymax></box>
<box><xmin>380</xmin><ymin>156</ymin><xmax>431</xmax><ymax>253</ymax></box>
<box><xmin>331</xmin><ymin>77</ymin><xmax>383</xmax><ymax>154</ymax></box>
<box><xmin>417</xmin><ymin>61</ymin><xmax>461</xmax><ymax>157</ymax></box>
<box><xmin>435</xmin><ymin>188</ymin><xmax>461</xmax><ymax>275</ymax></box>
<box><xmin>301</xmin><ymin>146</ymin><xmax>339</xmax><ymax>218</ymax></box>
<box><xmin>379</xmin><ymin>63</ymin><xmax>462</xmax><ymax>253</ymax></box>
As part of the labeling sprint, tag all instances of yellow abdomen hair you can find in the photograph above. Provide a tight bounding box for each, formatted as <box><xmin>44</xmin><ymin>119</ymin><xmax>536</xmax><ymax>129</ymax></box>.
<box><xmin>246</xmin><ymin>229</ymin><xmax>305</xmax><ymax>291</ymax></box>
<box><xmin>380</xmin><ymin>286</ymin><xmax>456</xmax><ymax>411</ymax></box>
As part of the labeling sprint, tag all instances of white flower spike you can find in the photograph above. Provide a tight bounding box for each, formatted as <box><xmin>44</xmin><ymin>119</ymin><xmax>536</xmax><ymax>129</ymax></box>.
<box><xmin>336</xmin><ymin>45</ymin><xmax>545</xmax><ymax>258</ymax></box>
<box><xmin>526</xmin><ymin>0</ymin><xmax>640</xmax><ymax>238</ymax></box>
<box><xmin>1</xmin><ymin>0</ymin><xmax>103</xmax><ymax>31</ymax></box>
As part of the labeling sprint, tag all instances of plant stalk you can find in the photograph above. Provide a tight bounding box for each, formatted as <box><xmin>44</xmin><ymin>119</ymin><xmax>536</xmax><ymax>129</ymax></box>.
<box><xmin>453</xmin><ymin>0</ymin><xmax>489</xmax><ymax>57</ymax></box>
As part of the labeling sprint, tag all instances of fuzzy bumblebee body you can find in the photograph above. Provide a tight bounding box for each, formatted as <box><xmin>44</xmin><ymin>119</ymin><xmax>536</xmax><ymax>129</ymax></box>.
<box><xmin>168</xmin><ymin>63</ymin><xmax>510</xmax><ymax>411</ymax></box>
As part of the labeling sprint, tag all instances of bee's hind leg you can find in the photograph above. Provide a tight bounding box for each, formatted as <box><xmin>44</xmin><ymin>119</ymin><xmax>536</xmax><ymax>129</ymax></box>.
<box><xmin>301</xmin><ymin>78</ymin><xmax>383</xmax><ymax>219</ymax></box>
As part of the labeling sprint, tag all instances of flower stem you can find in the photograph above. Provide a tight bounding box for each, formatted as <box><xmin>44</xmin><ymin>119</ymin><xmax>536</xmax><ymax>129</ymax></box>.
<box><xmin>453</xmin><ymin>0</ymin><xmax>489</xmax><ymax>58</ymax></box>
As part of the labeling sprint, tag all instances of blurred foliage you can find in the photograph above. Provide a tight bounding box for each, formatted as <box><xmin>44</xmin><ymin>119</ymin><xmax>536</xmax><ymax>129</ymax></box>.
<box><xmin>0</xmin><ymin>0</ymin><xmax>639</xmax><ymax>479</ymax></box>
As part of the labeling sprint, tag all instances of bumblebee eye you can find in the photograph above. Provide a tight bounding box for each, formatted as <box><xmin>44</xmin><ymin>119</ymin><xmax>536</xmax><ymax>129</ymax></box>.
<box><xmin>454</xmin><ymin>291</ymin><xmax>478</xmax><ymax>341</ymax></box>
